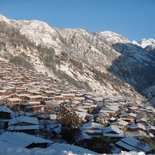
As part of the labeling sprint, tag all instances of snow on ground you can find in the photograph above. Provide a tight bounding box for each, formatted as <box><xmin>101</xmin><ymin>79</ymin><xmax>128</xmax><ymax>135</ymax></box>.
<box><xmin>0</xmin><ymin>143</ymin><xmax>146</xmax><ymax>155</ymax></box>
<box><xmin>0</xmin><ymin>132</ymin><xmax>98</xmax><ymax>155</ymax></box>
<box><xmin>0</xmin><ymin>142</ymin><xmax>98</xmax><ymax>155</ymax></box>
<box><xmin>50</xmin><ymin>143</ymin><xmax>99</xmax><ymax>155</ymax></box>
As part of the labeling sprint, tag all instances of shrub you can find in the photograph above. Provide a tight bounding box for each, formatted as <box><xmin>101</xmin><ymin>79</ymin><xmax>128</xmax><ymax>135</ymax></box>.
<box><xmin>57</xmin><ymin>102</ymin><xmax>81</xmax><ymax>143</ymax></box>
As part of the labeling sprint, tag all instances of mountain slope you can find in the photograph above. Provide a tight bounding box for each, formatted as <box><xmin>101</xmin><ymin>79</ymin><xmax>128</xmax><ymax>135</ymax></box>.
<box><xmin>1</xmin><ymin>15</ymin><xmax>155</xmax><ymax>103</ymax></box>
<box><xmin>108</xmin><ymin>42</ymin><xmax>155</xmax><ymax>91</ymax></box>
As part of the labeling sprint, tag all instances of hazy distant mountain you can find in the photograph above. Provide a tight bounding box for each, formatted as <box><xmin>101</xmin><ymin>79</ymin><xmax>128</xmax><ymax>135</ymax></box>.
<box><xmin>1</xmin><ymin>14</ymin><xmax>155</xmax><ymax>103</ymax></box>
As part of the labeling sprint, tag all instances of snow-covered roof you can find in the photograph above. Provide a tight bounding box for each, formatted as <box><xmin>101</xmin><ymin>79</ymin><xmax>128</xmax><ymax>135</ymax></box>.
<box><xmin>0</xmin><ymin>132</ymin><xmax>52</xmax><ymax>148</ymax></box>
<box><xmin>80</xmin><ymin>131</ymin><xmax>92</xmax><ymax>140</ymax></box>
<box><xmin>116</xmin><ymin>137</ymin><xmax>151</xmax><ymax>152</ymax></box>
<box><xmin>61</xmin><ymin>93</ymin><xmax>75</xmax><ymax>97</ymax></box>
<box><xmin>112</xmin><ymin>119</ymin><xmax>129</xmax><ymax>126</ymax></box>
<box><xmin>109</xmin><ymin>117</ymin><xmax>116</xmax><ymax>121</ymax></box>
<box><xmin>128</xmin><ymin>124</ymin><xmax>146</xmax><ymax>130</ymax></box>
<box><xmin>100</xmin><ymin>109</ymin><xmax>116</xmax><ymax>114</ymax></box>
<box><xmin>136</xmin><ymin>117</ymin><xmax>147</xmax><ymax>123</ymax></box>
<box><xmin>102</xmin><ymin>125</ymin><xmax>124</xmax><ymax>134</ymax></box>
<box><xmin>128</xmin><ymin>106</ymin><xmax>139</xmax><ymax>110</ymax></box>
<box><xmin>8</xmin><ymin>125</ymin><xmax>39</xmax><ymax>131</ymax></box>
<box><xmin>120</xmin><ymin>113</ymin><xmax>137</xmax><ymax>118</ymax></box>
<box><xmin>49</xmin><ymin>114</ymin><xmax>57</xmax><ymax>120</ymax></box>
<box><xmin>0</xmin><ymin>106</ymin><xmax>12</xmax><ymax>113</ymax></box>
<box><xmin>125</xmin><ymin>130</ymin><xmax>147</xmax><ymax>137</ymax></box>
<box><xmin>103</xmin><ymin>133</ymin><xmax>124</xmax><ymax>138</ymax></box>
<box><xmin>0</xmin><ymin>90</ymin><xmax>6</xmax><ymax>93</ymax></box>
<box><xmin>76</xmin><ymin>111</ymin><xmax>87</xmax><ymax>119</ymax></box>
<box><xmin>128</xmin><ymin>113</ymin><xmax>137</xmax><ymax>117</ymax></box>
<box><xmin>17</xmin><ymin>94</ymin><xmax>30</xmax><ymax>97</ymax></box>
<box><xmin>47</xmin><ymin>122</ymin><xmax>60</xmax><ymax>130</ymax></box>
<box><xmin>106</xmin><ymin>105</ymin><xmax>119</xmax><ymax>111</ymax></box>
<box><xmin>76</xmin><ymin>107</ymin><xmax>88</xmax><ymax>112</ymax></box>
<box><xmin>82</xmin><ymin>122</ymin><xmax>104</xmax><ymax>130</ymax></box>
<box><xmin>146</xmin><ymin>125</ymin><xmax>155</xmax><ymax>131</ymax></box>
<box><xmin>45</xmin><ymin>100</ymin><xmax>62</xmax><ymax>105</ymax></box>
<box><xmin>42</xmin><ymin>90</ymin><xmax>55</xmax><ymax>93</ymax></box>
<box><xmin>7</xmin><ymin>98</ymin><xmax>22</xmax><ymax>102</ymax></box>
<box><xmin>8</xmin><ymin>116</ymin><xmax>39</xmax><ymax>126</ymax></box>
<box><xmin>116</xmin><ymin>140</ymin><xmax>140</xmax><ymax>152</ymax></box>
<box><xmin>83</xmin><ymin>129</ymin><xmax>103</xmax><ymax>134</ymax></box>
<box><xmin>73</xmin><ymin>97</ymin><xmax>85</xmax><ymax>100</ymax></box>
<box><xmin>26</xmin><ymin>95</ymin><xmax>43</xmax><ymax>98</ymax></box>
<box><xmin>92</xmin><ymin>97</ymin><xmax>104</xmax><ymax>102</ymax></box>
<box><xmin>52</xmin><ymin>126</ymin><xmax>61</xmax><ymax>134</ymax></box>
<box><xmin>21</xmin><ymin>101</ymin><xmax>41</xmax><ymax>105</ymax></box>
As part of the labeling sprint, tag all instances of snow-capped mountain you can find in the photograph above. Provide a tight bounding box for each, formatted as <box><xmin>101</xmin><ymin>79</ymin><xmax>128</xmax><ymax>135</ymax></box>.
<box><xmin>139</xmin><ymin>38</ymin><xmax>155</xmax><ymax>48</ymax></box>
<box><xmin>97</xmin><ymin>31</ymin><xmax>129</xmax><ymax>45</ymax></box>
<box><xmin>138</xmin><ymin>38</ymin><xmax>155</xmax><ymax>58</ymax></box>
<box><xmin>0</xmin><ymin>14</ymin><xmax>155</xmax><ymax>103</ymax></box>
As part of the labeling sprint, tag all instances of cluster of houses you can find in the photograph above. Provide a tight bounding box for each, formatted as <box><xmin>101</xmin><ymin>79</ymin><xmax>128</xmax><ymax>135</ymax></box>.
<box><xmin>80</xmin><ymin>101</ymin><xmax>155</xmax><ymax>153</ymax></box>
<box><xmin>0</xmin><ymin>60</ymin><xmax>155</xmax><ymax>154</ymax></box>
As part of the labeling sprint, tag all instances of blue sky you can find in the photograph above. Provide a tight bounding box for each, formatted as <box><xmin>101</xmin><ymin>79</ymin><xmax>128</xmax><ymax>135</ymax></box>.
<box><xmin>0</xmin><ymin>0</ymin><xmax>155</xmax><ymax>40</ymax></box>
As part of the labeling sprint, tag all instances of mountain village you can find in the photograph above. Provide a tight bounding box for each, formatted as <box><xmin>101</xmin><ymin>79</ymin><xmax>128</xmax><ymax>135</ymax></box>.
<box><xmin>0</xmin><ymin>59</ymin><xmax>155</xmax><ymax>154</ymax></box>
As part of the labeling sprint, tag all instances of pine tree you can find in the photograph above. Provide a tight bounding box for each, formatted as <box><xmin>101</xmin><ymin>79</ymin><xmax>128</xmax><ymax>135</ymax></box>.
<box><xmin>57</xmin><ymin>101</ymin><xmax>81</xmax><ymax>143</ymax></box>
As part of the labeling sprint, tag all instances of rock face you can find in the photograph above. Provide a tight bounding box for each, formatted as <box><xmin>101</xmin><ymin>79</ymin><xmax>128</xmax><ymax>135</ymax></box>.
<box><xmin>1</xmin><ymin>14</ymin><xmax>155</xmax><ymax>103</ymax></box>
